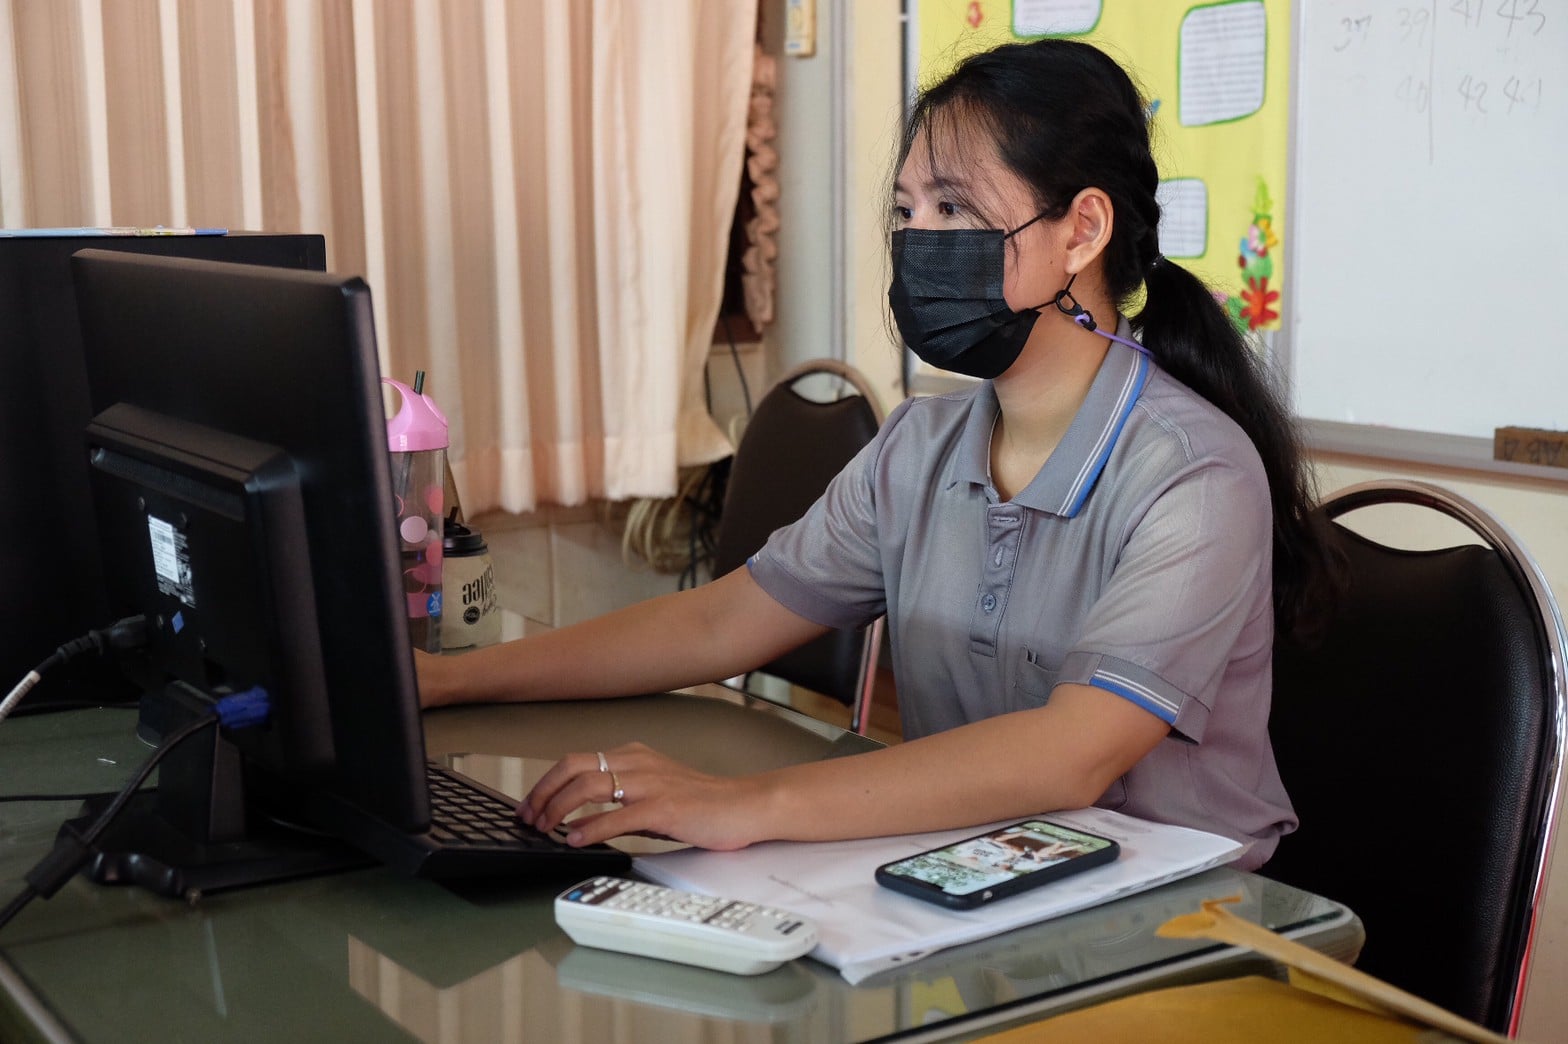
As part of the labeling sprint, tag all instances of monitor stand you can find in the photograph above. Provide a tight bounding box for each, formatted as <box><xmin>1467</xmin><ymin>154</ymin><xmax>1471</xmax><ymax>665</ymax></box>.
<box><xmin>61</xmin><ymin>683</ymin><xmax>371</xmax><ymax>900</ymax></box>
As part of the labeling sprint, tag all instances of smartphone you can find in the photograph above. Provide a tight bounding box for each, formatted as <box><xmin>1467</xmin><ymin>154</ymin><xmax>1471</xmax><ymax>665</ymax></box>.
<box><xmin>875</xmin><ymin>820</ymin><xmax>1120</xmax><ymax>909</ymax></box>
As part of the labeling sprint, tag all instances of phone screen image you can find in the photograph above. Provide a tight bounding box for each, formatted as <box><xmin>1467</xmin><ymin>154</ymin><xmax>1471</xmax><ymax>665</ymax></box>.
<box><xmin>877</xmin><ymin>821</ymin><xmax>1118</xmax><ymax>907</ymax></box>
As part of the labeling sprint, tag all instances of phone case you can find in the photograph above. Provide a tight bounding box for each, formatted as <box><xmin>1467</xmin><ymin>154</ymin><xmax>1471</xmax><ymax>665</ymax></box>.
<box><xmin>874</xmin><ymin>820</ymin><xmax>1120</xmax><ymax>910</ymax></box>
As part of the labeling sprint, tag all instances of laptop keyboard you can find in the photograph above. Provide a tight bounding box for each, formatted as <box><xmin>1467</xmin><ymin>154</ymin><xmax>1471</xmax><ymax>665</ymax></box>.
<box><xmin>425</xmin><ymin>759</ymin><xmax>570</xmax><ymax>851</ymax></box>
<box><xmin>407</xmin><ymin>759</ymin><xmax>629</xmax><ymax>878</ymax></box>
<box><xmin>300</xmin><ymin>759</ymin><xmax>629</xmax><ymax>880</ymax></box>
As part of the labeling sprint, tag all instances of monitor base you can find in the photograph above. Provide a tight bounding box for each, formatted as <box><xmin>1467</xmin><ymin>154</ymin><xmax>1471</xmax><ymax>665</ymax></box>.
<box><xmin>65</xmin><ymin>791</ymin><xmax>373</xmax><ymax>900</ymax></box>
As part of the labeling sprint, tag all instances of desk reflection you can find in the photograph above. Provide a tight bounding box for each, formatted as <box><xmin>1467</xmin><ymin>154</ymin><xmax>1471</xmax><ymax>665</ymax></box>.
<box><xmin>343</xmin><ymin>908</ymin><xmax>834</xmax><ymax>1044</ymax></box>
<box><xmin>0</xmin><ymin>708</ymin><xmax>1360</xmax><ymax>1044</ymax></box>
<box><xmin>328</xmin><ymin>755</ymin><xmax>1348</xmax><ymax>1044</ymax></box>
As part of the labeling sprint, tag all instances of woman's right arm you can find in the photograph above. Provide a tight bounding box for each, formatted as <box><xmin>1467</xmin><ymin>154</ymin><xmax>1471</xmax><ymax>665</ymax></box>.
<box><xmin>416</xmin><ymin>567</ymin><xmax>832</xmax><ymax>708</ymax></box>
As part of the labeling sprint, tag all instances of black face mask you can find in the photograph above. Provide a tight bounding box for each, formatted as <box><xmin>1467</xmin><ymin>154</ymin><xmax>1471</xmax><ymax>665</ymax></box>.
<box><xmin>888</xmin><ymin>213</ymin><xmax>1048</xmax><ymax>380</ymax></box>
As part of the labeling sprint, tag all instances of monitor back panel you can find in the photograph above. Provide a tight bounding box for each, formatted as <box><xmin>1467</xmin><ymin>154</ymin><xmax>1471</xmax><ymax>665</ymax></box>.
<box><xmin>0</xmin><ymin>234</ymin><xmax>325</xmax><ymax>702</ymax></box>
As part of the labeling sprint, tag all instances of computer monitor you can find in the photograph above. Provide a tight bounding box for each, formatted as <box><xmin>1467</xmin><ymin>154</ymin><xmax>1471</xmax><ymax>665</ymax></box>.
<box><xmin>0</xmin><ymin>232</ymin><xmax>325</xmax><ymax>707</ymax></box>
<box><xmin>70</xmin><ymin>249</ymin><xmax>431</xmax><ymax>892</ymax></box>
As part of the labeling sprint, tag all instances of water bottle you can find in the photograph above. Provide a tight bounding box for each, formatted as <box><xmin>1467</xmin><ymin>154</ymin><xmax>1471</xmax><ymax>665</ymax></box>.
<box><xmin>384</xmin><ymin>374</ymin><xmax>448</xmax><ymax>654</ymax></box>
<box><xmin>441</xmin><ymin>516</ymin><xmax>501</xmax><ymax>650</ymax></box>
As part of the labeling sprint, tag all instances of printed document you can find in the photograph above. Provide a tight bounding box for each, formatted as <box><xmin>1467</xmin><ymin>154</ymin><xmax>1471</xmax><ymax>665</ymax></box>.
<box><xmin>635</xmin><ymin>806</ymin><xmax>1242</xmax><ymax>983</ymax></box>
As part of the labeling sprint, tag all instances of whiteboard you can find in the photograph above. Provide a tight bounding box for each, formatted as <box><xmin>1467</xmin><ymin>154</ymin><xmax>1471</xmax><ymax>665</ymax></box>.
<box><xmin>1289</xmin><ymin>0</ymin><xmax>1567</xmax><ymax>439</ymax></box>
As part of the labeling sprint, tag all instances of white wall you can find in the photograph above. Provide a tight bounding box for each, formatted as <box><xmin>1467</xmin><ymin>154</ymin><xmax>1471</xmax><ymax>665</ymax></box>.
<box><xmin>843</xmin><ymin>0</ymin><xmax>906</xmax><ymax>413</ymax></box>
<box><xmin>761</xmin><ymin>0</ymin><xmax>904</xmax><ymax>415</ymax></box>
<box><xmin>759</xmin><ymin>2</ymin><xmax>837</xmax><ymax>381</ymax></box>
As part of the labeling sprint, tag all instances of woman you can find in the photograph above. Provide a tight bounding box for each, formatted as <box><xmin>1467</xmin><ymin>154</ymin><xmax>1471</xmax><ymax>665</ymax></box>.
<box><xmin>418</xmin><ymin>39</ymin><xmax>1335</xmax><ymax>872</ymax></box>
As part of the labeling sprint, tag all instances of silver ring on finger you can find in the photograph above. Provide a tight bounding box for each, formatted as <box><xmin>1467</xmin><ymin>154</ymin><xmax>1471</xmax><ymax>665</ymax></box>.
<box><xmin>595</xmin><ymin>751</ymin><xmax>609</xmax><ymax>773</ymax></box>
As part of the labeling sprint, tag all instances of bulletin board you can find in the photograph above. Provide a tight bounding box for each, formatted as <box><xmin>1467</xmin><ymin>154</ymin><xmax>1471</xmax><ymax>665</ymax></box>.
<box><xmin>910</xmin><ymin>0</ymin><xmax>1292</xmax><ymax>335</ymax></box>
<box><xmin>909</xmin><ymin>0</ymin><xmax>1568</xmax><ymax>454</ymax></box>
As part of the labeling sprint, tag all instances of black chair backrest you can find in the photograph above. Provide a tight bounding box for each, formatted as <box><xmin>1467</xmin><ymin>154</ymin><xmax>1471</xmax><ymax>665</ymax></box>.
<box><xmin>1268</xmin><ymin>484</ymin><xmax>1563</xmax><ymax>1032</ymax></box>
<box><xmin>711</xmin><ymin>363</ymin><xmax>882</xmax><ymax>706</ymax></box>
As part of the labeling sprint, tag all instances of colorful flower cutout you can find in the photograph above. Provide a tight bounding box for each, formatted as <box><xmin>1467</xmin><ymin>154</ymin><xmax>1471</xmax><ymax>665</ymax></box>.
<box><xmin>1223</xmin><ymin>178</ymin><xmax>1282</xmax><ymax>332</ymax></box>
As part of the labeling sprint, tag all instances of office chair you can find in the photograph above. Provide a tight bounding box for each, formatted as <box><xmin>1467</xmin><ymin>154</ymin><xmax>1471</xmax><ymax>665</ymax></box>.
<box><xmin>1267</xmin><ymin>479</ymin><xmax>1566</xmax><ymax>1035</ymax></box>
<box><xmin>711</xmin><ymin>359</ymin><xmax>886</xmax><ymax>735</ymax></box>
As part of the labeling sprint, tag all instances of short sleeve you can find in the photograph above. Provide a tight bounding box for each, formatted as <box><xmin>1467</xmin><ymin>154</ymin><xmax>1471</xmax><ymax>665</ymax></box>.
<box><xmin>745</xmin><ymin>399</ymin><xmax>919</xmax><ymax>629</ymax></box>
<box><xmin>1058</xmin><ymin>455</ymin><xmax>1273</xmax><ymax>741</ymax></box>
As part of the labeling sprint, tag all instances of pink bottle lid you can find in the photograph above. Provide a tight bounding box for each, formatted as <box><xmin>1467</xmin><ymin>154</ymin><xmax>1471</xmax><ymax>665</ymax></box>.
<box><xmin>383</xmin><ymin>377</ymin><xmax>449</xmax><ymax>452</ymax></box>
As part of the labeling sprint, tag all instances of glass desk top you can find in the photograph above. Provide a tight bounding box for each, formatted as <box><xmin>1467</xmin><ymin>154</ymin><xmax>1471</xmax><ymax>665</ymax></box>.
<box><xmin>0</xmin><ymin>703</ymin><xmax>1361</xmax><ymax>1043</ymax></box>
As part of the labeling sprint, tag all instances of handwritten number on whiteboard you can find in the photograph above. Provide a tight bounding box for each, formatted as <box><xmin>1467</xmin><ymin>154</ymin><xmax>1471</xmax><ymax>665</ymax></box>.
<box><xmin>1495</xmin><ymin>0</ymin><xmax>1546</xmax><ymax>37</ymax></box>
<box><xmin>1397</xmin><ymin>75</ymin><xmax>1432</xmax><ymax>113</ymax></box>
<box><xmin>1451</xmin><ymin>0</ymin><xmax>1483</xmax><ymax>28</ymax></box>
<box><xmin>1335</xmin><ymin>15</ymin><xmax>1373</xmax><ymax>51</ymax></box>
<box><xmin>1398</xmin><ymin>6</ymin><xmax>1430</xmax><ymax>44</ymax></box>
<box><xmin>1502</xmin><ymin>75</ymin><xmax>1543</xmax><ymax>112</ymax></box>
<box><xmin>1458</xmin><ymin>74</ymin><xmax>1490</xmax><ymax>112</ymax></box>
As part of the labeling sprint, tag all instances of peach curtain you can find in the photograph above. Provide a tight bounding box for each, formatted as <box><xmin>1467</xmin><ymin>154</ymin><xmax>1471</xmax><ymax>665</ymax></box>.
<box><xmin>0</xmin><ymin>0</ymin><xmax>754</xmax><ymax>510</ymax></box>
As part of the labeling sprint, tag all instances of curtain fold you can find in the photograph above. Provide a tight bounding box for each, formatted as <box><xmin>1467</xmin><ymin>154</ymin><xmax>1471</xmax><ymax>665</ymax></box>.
<box><xmin>590</xmin><ymin>0</ymin><xmax>751</xmax><ymax>499</ymax></box>
<box><xmin>0</xmin><ymin>0</ymin><xmax>756</xmax><ymax>512</ymax></box>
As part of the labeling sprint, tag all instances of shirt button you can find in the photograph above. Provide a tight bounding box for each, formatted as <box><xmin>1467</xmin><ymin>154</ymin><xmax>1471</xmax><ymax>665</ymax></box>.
<box><xmin>981</xmin><ymin>593</ymin><xmax>997</xmax><ymax>612</ymax></box>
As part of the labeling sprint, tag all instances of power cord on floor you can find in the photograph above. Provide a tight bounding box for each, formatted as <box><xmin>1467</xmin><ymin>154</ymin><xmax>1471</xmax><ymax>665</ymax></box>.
<box><xmin>620</xmin><ymin>458</ymin><xmax>730</xmax><ymax>588</ymax></box>
<box><xmin>678</xmin><ymin>459</ymin><xmax>729</xmax><ymax>589</ymax></box>
<box><xmin>623</xmin><ymin>318</ymin><xmax>751</xmax><ymax>585</ymax></box>
<box><xmin>719</xmin><ymin>314</ymin><xmax>754</xmax><ymax>419</ymax></box>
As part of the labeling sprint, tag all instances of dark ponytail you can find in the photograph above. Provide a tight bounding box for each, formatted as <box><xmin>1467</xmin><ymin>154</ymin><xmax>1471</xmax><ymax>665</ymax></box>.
<box><xmin>904</xmin><ymin>39</ymin><xmax>1339</xmax><ymax>639</ymax></box>
<box><xmin>1137</xmin><ymin>257</ymin><xmax>1339</xmax><ymax>641</ymax></box>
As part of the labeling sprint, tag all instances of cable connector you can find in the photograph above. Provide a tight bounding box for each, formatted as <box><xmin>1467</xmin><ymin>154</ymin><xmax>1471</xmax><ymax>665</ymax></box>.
<box><xmin>24</xmin><ymin>823</ymin><xmax>93</xmax><ymax>899</ymax></box>
<box><xmin>42</xmin><ymin>614</ymin><xmax>152</xmax><ymax>672</ymax></box>
<box><xmin>101</xmin><ymin>614</ymin><xmax>152</xmax><ymax>651</ymax></box>
<box><xmin>0</xmin><ymin>615</ymin><xmax>154</xmax><ymax>727</ymax></box>
<box><xmin>0</xmin><ymin>712</ymin><xmax>218</xmax><ymax>933</ymax></box>
<box><xmin>214</xmin><ymin>686</ymin><xmax>271</xmax><ymax>730</ymax></box>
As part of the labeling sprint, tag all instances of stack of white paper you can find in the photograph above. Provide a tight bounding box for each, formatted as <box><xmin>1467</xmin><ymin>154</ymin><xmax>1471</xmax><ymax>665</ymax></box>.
<box><xmin>634</xmin><ymin>806</ymin><xmax>1243</xmax><ymax>984</ymax></box>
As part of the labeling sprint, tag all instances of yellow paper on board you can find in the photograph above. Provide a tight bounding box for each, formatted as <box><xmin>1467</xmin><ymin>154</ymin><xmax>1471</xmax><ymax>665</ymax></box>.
<box><xmin>913</xmin><ymin>0</ymin><xmax>1289</xmax><ymax>334</ymax></box>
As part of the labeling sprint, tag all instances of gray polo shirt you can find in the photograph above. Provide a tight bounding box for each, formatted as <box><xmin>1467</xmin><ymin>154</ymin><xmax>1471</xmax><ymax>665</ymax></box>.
<box><xmin>748</xmin><ymin>333</ymin><xmax>1297</xmax><ymax>870</ymax></box>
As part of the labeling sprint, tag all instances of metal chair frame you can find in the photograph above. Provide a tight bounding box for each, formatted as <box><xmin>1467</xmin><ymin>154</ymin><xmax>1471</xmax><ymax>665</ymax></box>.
<box><xmin>1317</xmin><ymin>479</ymin><xmax>1566</xmax><ymax>1035</ymax></box>
<box><xmin>720</xmin><ymin>359</ymin><xmax>887</xmax><ymax>736</ymax></box>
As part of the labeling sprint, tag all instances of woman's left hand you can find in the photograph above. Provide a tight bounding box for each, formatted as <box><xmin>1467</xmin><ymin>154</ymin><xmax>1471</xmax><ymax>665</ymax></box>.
<box><xmin>520</xmin><ymin>743</ymin><xmax>771</xmax><ymax>851</ymax></box>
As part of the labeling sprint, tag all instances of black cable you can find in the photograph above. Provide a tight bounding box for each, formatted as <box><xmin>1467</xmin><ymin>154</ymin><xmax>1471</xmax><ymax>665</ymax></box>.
<box><xmin>680</xmin><ymin>465</ymin><xmax>706</xmax><ymax>589</ymax></box>
<box><xmin>0</xmin><ymin>791</ymin><xmax>135</xmax><ymax>805</ymax></box>
<box><xmin>2</xmin><ymin>616</ymin><xmax>150</xmax><ymax>725</ymax></box>
<box><xmin>36</xmin><ymin>616</ymin><xmax>151</xmax><ymax>675</ymax></box>
<box><xmin>73</xmin><ymin>715</ymin><xmax>217</xmax><ymax>849</ymax></box>
<box><xmin>0</xmin><ymin>713</ymin><xmax>216</xmax><ymax>932</ymax></box>
<box><xmin>678</xmin><ymin>461</ymin><xmax>728</xmax><ymax>590</ymax></box>
<box><xmin>719</xmin><ymin>314</ymin><xmax>754</xmax><ymax>418</ymax></box>
<box><xmin>8</xmin><ymin>702</ymin><xmax>138</xmax><ymax>719</ymax></box>
<box><xmin>256</xmin><ymin>810</ymin><xmax>334</xmax><ymax>839</ymax></box>
<box><xmin>684</xmin><ymin>509</ymin><xmax>700</xmax><ymax>589</ymax></box>
<box><xmin>689</xmin><ymin>311</ymin><xmax>751</xmax><ymax>590</ymax></box>
<box><xmin>0</xmin><ymin>889</ymin><xmax>34</xmax><ymax>932</ymax></box>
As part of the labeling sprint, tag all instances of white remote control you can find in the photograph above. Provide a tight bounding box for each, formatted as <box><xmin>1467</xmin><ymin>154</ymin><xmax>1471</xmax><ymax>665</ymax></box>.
<box><xmin>554</xmin><ymin>876</ymin><xmax>820</xmax><ymax>976</ymax></box>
